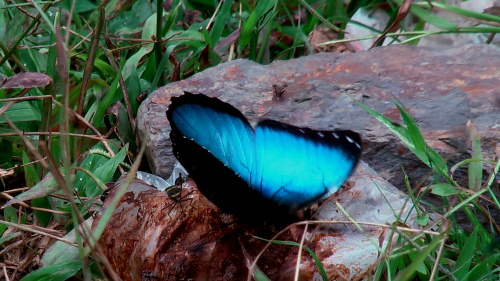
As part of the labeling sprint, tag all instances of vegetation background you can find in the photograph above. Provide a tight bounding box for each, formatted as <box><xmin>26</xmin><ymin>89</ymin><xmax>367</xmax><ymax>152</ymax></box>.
<box><xmin>0</xmin><ymin>0</ymin><xmax>499</xmax><ymax>280</ymax></box>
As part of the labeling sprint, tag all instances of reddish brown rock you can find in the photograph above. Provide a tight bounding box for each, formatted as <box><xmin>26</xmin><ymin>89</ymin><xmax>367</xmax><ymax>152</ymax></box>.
<box><xmin>94</xmin><ymin>161</ymin><xmax>416</xmax><ymax>280</ymax></box>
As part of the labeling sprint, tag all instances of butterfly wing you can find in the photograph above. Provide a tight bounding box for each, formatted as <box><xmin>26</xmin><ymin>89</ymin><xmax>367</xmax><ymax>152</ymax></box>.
<box><xmin>253</xmin><ymin>120</ymin><xmax>362</xmax><ymax>208</ymax></box>
<box><xmin>167</xmin><ymin>92</ymin><xmax>256</xmax><ymax>184</ymax></box>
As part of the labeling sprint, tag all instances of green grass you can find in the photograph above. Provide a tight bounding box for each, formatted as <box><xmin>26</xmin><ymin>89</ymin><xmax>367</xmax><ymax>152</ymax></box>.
<box><xmin>0</xmin><ymin>0</ymin><xmax>499</xmax><ymax>280</ymax></box>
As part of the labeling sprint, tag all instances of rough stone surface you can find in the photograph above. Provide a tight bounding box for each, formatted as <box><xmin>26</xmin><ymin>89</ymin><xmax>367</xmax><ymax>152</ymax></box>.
<box><xmin>137</xmin><ymin>44</ymin><xmax>500</xmax><ymax>192</ymax></box>
<box><xmin>94</xmin><ymin>161</ymin><xmax>416</xmax><ymax>281</ymax></box>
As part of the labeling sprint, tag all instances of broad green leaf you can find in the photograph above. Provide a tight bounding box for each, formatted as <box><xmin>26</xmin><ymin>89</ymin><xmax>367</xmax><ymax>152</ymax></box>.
<box><xmin>126</xmin><ymin>66</ymin><xmax>141</xmax><ymax>115</ymax></box>
<box><xmin>75</xmin><ymin>54</ymin><xmax>116</xmax><ymax>78</ymax></box>
<box><xmin>74</xmin><ymin>146</ymin><xmax>115</xmax><ymax>195</ymax></box>
<box><xmin>0</xmin><ymin>232</ymin><xmax>19</xmax><ymax>245</ymax></box>
<box><xmin>74</xmin><ymin>0</ymin><xmax>98</xmax><ymax>13</ymax></box>
<box><xmin>0</xmin><ymin>138</ymin><xmax>13</xmax><ymax>167</ymax></box>
<box><xmin>0</xmin><ymin>6</ymin><xmax>5</xmax><ymax>41</ymax></box>
<box><xmin>430</xmin><ymin>183</ymin><xmax>461</xmax><ymax>196</ymax></box>
<box><xmin>4</xmin><ymin>206</ymin><xmax>17</xmax><ymax>223</ymax></box>
<box><xmin>416</xmin><ymin>213</ymin><xmax>430</xmax><ymax>226</ymax></box>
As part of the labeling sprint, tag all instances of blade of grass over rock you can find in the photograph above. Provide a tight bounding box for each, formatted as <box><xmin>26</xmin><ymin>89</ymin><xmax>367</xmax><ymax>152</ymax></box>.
<box><xmin>254</xmin><ymin>237</ymin><xmax>329</xmax><ymax>281</ymax></box>
<box><xmin>392</xmin><ymin>0</ymin><xmax>458</xmax><ymax>31</ymax></box>
<box><xmin>423</xmin><ymin>1</ymin><xmax>500</xmax><ymax>23</ymax></box>
<box><xmin>355</xmin><ymin>100</ymin><xmax>449</xmax><ymax>178</ymax></box>
<box><xmin>397</xmin><ymin>104</ymin><xmax>448</xmax><ymax>176</ymax></box>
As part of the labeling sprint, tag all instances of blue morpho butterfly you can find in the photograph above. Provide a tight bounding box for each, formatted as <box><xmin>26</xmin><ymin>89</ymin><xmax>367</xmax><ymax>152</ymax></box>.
<box><xmin>166</xmin><ymin>92</ymin><xmax>362</xmax><ymax>221</ymax></box>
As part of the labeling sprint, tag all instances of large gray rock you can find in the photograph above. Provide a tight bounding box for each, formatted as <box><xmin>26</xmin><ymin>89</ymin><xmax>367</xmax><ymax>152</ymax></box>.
<box><xmin>137</xmin><ymin>44</ymin><xmax>500</xmax><ymax>189</ymax></box>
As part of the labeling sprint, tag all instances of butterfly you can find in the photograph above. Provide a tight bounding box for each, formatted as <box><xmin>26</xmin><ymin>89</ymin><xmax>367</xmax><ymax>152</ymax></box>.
<box><xmin>166</xmin><ymin>92</ymin><xmax>362</xmax><ymax>220</ymax></box>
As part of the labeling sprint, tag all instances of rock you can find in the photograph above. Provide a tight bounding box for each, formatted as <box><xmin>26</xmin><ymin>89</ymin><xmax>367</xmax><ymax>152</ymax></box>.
<box><xmin>93</xmin><ymin>161</ymin><xmax>417</xmax><ymax>280</ymax></box>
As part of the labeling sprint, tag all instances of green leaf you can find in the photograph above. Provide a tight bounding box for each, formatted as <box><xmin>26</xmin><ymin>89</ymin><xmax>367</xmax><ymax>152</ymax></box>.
<box><xmin>4</xmin><ymin>206</ymin><xmax>17</xmax><ymax>223</ymax></box>
<box><xmin>416</xmin><ymin>213</ymin><xmax>430</xmax><ymax>226</ymax></box>
<box><xmin>23</xmin><ymin>151</ymin><xmax>52</xmax><ymax>226</ymax></box>
<box><xmin>209</xmin><ymin>0</ymin><xmax>234</xmax><ymax>46</ymax></box>
<box><xmin>0</xmin><ymin>138</ymin><xmax>13</xmax><ymax>168</ymax></box>
<box><xmin>431</xmin><ymin>183</ymin><xmax>461</xmax><ymax>196</ymax></box>
<box><xmin>467</xmin><ymin>122</ymin><xmax>483</xmax><ymax>191</ymax></box>
<box><xmin>239</xmin><ymin>0</ymin><xmax>276</xmax><ymax>49</ymax></box>
<box><xmin>21</xmin><ymin>260</ymin><xmax>82</xmax><ymax>281</ymax></box>
<box><xmin>394</xmin><ymin>233</ymin><xmax>444</xmax><ymax>281</ymax></box>
<box><xmin>0</xmin><ymin>232</ymin><xmax>20</xmax><ymax>246</ymax></box>
<box><xmin>0</xmin><ymin>101</ymin><xmax>42</xmax><ymax>123</ymax></box>
<box><xmin>85</xmin><ymin>144</ymin><xmax>128</xmax><ymax>197</ymax></box>
<box><xmin>453</xmin><ymin>227</ymin><xmax>479</xmax><ymax>279</ymax></box>
<box><xmin>3</xmin><ymin>172</ymin><xmax>60</xmax><ymax>209</ymax></box>
<box><xmin>74</xmin><ymin>0</ymin><xmax>98</xmax><ymax>13</ymax></box>
<box><xmin>41</xmin><ymin>218</ymin><xmax>93</xmax><ymax>267</ymax></box>
<box><xmin>92</xmin><ymin>65</ymin><xmax>123</xmax><ymax>128</ymax></box>
<box><xmin>162</xmin><ymin>1</ymin><xmax>181</xmax><ymax>34</ymax></box>
<box><xmin>462</xmin><ymin>253</ymin><xmax>500</xmax><ymax>281</ymax></box>
<box><xmin>126</xmin><ymin>66</ymin><xmax>141</xmax><ymax>115</ymax></box>
<box><xmin>122</xmin><ymin>13</ymin><xmax>157</xmax><ymax>80</ymax></box>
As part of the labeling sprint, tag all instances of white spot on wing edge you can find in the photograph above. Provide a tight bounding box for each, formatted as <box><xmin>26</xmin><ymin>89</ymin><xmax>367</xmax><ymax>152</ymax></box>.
<box><xmin>346</xmin><ymin>136</ymin><xmax>362</xmax><ymax>149</ymax></box>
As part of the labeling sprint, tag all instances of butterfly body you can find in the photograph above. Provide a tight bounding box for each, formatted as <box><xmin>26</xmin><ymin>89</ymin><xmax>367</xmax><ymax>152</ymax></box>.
<box><xmin>167</xmin><ymin>92</ymin><xmax>361</xmax><ymax>220</ymax></box>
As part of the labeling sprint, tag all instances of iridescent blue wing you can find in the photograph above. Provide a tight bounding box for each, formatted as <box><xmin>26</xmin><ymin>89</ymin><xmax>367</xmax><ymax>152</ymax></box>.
<box><xmin>253</xmin><ymin>120</ymin><xmax>361</xmax><ymax>208</ymax></box>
